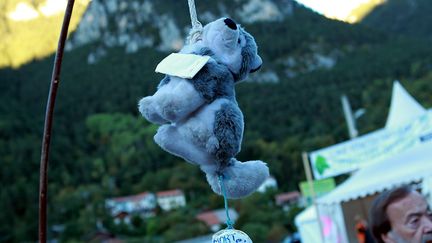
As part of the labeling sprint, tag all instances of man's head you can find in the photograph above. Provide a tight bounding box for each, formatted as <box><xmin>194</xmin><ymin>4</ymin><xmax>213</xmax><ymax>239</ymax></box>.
<box><xmin>370</xmin><ymin>185</ymin><xmax>432</xmax><ymax>243</ymax></box>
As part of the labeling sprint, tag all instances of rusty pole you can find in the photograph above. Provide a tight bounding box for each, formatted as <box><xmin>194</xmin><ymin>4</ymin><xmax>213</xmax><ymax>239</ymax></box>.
<box><xmin>39</xmin><ymin>0</ymin><xmax>75</xmax><ymax>241</ymax></box>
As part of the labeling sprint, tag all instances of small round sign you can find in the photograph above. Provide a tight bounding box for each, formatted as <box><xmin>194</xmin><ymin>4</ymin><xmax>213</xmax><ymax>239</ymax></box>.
<box><xmin>212</xmin><ymin>228</ymin><xmax>252</xmax><ymax>243</ymax></box>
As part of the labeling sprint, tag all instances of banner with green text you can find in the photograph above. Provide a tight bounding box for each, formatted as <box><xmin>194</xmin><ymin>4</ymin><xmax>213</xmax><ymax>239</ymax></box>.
<box><xmin>310</xmin><ymin>111</ymin><xmax>432</xmax><ymax>179</ymax></box>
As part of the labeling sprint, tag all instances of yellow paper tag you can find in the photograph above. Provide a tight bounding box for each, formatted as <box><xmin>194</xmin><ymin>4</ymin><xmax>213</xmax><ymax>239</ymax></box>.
<box><xmin>155</xmin><ymin>53</ymin><xmax>210</xmax><ymax>79</ymax></box>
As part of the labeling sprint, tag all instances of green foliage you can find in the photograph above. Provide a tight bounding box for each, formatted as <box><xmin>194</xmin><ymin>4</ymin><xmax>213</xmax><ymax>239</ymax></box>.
<box><xmin>233</xmin><ymin>192</ymin><xmax>298</xmax><ymax>242</ymax></box>
<box><xmin>162</xmin><ymin>217</ymin><xmax>209</xmax><ymax>242</ymax></box>
<box><xmin>267</xmin><ymin>224</ymin><xmax>289</xmax><ymax>243</ymax></box>
<box><xmin>241</xmin><ymin>223</ymin><xmax>270</xmax><ymax>242</ymax></box>
<box><xmin>362</xmin><ymin>0</ymin><xmax>432</xmax><ymax>39</ymax></box>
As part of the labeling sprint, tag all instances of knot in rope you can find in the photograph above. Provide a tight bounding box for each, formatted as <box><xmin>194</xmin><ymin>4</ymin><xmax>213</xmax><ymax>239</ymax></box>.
<box><xmin>187</xmin><ymin>0</ymin><xmax>203</xmax><ymax>44</ymax></box>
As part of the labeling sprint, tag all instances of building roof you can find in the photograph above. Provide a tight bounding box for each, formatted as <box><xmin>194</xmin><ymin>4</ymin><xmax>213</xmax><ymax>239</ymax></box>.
<box><xmin>196</xmin><ymin>211</ymin><xmax>220</xmax><ymax>226</ymax></box>
<box><xmin>196</xmin><ymin>208</ymin><xmax>238</xmax><ymax>226</ymax></box>
<box><xmin>114</xmin><ymin>212</ymin><xmax>129</xmax><ymax>219</ymax></box>
<box><xmin>156</xmin><ymin>189</ymin><xmax>184</xmax><ymax>197</ymax></box>
<box><xmin>275</xmin><ymin>191</ymin><xmax>301</xmax><ymax>205</ymax></box>
<box><xmin>109</xmin><ymin>192</ymin><xmax>153</xmax><ymax>203</ymax></box>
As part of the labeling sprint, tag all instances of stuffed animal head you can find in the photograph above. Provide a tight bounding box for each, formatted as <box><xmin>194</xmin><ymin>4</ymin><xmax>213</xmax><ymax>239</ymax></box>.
<box><xmin>200</xmin><ymin>17</ymin><xmax>262</xmax><ymax>82</ymax></box>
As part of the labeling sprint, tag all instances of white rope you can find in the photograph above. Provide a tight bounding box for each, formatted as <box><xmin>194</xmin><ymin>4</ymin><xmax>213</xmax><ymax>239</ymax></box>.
<box><xmin>187</xmin><ymin>0</ymin><xmax>203</xmax><ymax>44</ymax></box>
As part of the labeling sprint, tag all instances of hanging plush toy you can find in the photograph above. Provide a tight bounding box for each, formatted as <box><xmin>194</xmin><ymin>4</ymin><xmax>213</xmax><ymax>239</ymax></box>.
<box><xmin>138</xmin><ymin>17</ymin><xmax>269</xmax><ymax>199</ymax></box>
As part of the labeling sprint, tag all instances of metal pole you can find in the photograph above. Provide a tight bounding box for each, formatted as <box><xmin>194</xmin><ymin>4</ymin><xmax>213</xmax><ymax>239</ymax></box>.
<box><xmin>302</xmin><ymin>152</ymin><xmax>325</xmax><ymax>243</ymax></box>
<box><xmin>341</xmin><ymin>95</ymin><xmax>358</xmax><ymax>139</ymax></box>
<box><xmin>39</xmin><ymin>0</ymin><xmax>75</xmax><ymax>241</ymax></box>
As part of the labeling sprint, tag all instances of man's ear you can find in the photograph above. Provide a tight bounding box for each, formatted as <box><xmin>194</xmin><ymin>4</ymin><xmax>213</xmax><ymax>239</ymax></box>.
<box><xmin>381</xmin><ymin>231</ymin><xmax>395</xmax><ymax>243</ymax></box>
<box><xmin>250</xmin><ymin>55</ymin><xmax>262</xmax><ymax>73</ymax></box>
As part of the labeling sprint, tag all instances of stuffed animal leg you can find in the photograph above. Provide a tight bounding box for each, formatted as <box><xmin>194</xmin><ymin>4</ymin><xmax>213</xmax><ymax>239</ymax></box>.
<box><xmin>138</xmin><ymin>76</ymin><xmax>206</xmax><ymax>124</ymax></box>
<box><xmin>154</xmin><ymin>124</ymin><xmax>211</xmax><ymax>166</ymax></box>
<box><xmin>155</xmin><ymin>124</ymin><xmax>269</xmax><ymax>199</ymax></box>
<box><xmin>205</xmin><ymin>159</ymin><xmax>269</xmax><ymax>199</ymax></box>
<box><xmin>154</xmin><ymin>98</ymin><xmax>269</xmax><ymax>199</ymax></box>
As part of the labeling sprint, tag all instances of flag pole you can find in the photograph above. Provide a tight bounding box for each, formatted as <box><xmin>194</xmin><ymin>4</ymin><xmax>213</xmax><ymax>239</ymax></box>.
<box><xmin>302</xmin><ymin>152</ymin><xmax>325</xmax><ymax>243</ymax></box>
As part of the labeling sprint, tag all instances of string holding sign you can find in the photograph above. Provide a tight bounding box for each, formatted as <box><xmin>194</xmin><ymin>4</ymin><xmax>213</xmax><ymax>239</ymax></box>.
<box><xmin>213</xmin><ymin>175</ymin><xmax>253</xmax><ymax>242</ymax></box>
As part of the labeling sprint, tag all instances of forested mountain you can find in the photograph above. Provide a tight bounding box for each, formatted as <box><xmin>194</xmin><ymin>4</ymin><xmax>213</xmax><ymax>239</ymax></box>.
<box><xmin>361</xmin><ymin>0</ymin><xmax>432</xmax><ymax>39</ymax></box>
<box><xmin>1</xmin><ymin>0</ymin><xmax>432</xmax><ymax>242</ymax></box>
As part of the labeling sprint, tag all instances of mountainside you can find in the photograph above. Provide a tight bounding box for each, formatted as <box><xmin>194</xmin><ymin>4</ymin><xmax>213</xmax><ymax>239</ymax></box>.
<box><xmin>66</xmin><ymin>0</ymin><xmax>299</xmax><ymax>67</ymax></box>
<box><xmin>1</xmin><ymin>0</ymin><xmax>432</xmax><ymax>241</ymax></box>
<box><xmin>361</xmin><ymin>0</ymin><xmax>432</xmax><ymax>39</ymax></box>
<box><xmin>0</xmin><ymin>0</ymin><xmax>90</xmax><ymax>68</ymax></box>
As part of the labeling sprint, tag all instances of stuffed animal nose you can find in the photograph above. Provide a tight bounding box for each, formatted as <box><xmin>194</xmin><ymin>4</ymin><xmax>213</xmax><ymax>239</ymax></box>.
<box><xmin>250</xmin><ymin>65</ymin><xmax>261</xmax><ymax>73</ymax></box>
<box><xmin>224</xmin><ymin>18</ymin><xmax>237</xmax><ymax>30</ymax></box>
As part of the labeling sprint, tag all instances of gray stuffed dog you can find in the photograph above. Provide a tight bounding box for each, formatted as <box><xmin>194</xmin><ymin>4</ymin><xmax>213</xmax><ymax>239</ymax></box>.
<box><xmin>138</xmin><ymin>18</ymin><xmax>269</xmax><ymax>199</ymax></box>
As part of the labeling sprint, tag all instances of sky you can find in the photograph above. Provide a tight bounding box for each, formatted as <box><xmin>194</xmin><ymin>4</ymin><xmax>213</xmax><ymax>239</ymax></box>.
<box><xmin>8</xmin><ymin>0</ymin><xmax>68</xmax><ymax>21</ymax></box>
<box><xmin>7</xmin><ymin>0</ymin><xmax>370</xmax><ymax>22</ymax></box>
<box><xmin>295</xmin><ymin>0</ymin><xmax>372</xmax><ymax>21</ymax></box>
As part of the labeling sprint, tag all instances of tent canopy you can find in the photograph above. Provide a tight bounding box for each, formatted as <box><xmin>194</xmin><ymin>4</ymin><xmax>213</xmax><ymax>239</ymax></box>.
<box><xmin>295</xmin><ymin>206</ymin><xmax>322</xmax><ymax>243</ymax></box>
<box><xmin>295</xmin><ymin>205</ymin><xmax>316</xmax><ymax>225</ymax></box>
<box><xmin>309</xmin><ymin>81</ymin><xmax>430</xmax><ymax>180</ymax></box>
<box><xmin>318</xmin><ymin>141</ymin><xmax>432</xmax><ymax>205</ymax></box>
<box><xmin>385</xmin><ymin>81</ymin><xmax>426</xmax><ymax>129</ymax></box>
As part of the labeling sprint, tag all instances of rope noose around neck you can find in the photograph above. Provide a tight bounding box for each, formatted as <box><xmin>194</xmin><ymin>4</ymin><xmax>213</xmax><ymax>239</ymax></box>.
<box><xmin>187</xmin><ymin>0</ymin><xmax>203</xmax><ymax>44</ymax></box>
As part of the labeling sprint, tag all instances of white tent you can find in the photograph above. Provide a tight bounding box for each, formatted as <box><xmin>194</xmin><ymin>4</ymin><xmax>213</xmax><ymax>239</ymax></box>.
<box><xmin>295</xmin><ymin>204</ymin><xmax>348</xmax><ymax>243</ymax></box>
<box><xmin>296</xmin><ymin>141</ymin><xmax>432</xmax><ymax>243</ymax></box>
<box><xmin>315</xmin><ymin>140</ymin><xmax>432</xmax><ymax>242</ymax></box>
<box><xmin>385</xmin><ymin>81</ymin><xmax>426</xmax><ymax>129</ymax></box>
<box><xmin>318</xmin><ymin>141</ymin><xmax>432</xmax><ymax>205</ymax></box>
<box><xmin>317</xmin><ymin>80</ymin><xmax>432</xmax><ymax>204</ymax></box>
<box><xmin>296</xmin><ymin>81</ymin><xmax>432</xmax><ymax>242</ymax></box>
<box><xmin>309</xmin><ymin>81</ymin><xmax>431</xmax><ymax>180</ymax></box>
<box><xmin>295</xmin><ymin>206</ymin><xmax>321</xmax><ymax>243</ymax></box>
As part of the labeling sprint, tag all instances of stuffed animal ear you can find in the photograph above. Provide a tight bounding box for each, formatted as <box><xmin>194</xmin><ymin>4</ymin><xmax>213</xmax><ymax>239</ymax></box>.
<box><xmin>250</xmin><ymin>55</ymin><xmax>262</xmax><ymax>73</ymax></box>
